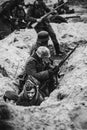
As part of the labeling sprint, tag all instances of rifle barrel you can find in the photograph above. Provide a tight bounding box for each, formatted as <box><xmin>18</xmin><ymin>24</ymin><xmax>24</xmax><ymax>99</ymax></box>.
<box><xmin>58</xmin><ymin>44</ymin><xmax>79</xmax><ymax>68</ymax></box>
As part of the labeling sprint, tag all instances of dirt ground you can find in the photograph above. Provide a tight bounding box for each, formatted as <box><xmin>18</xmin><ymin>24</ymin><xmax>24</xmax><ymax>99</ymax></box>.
<box><xmin>0</xmin><ymin>3</ymin><xmax>87</xmax><ymax>130</ymax></box>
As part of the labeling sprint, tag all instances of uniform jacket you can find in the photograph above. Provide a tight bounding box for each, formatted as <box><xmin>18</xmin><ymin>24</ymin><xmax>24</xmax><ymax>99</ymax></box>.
<box><xmin>24</xmin><ymin>53</ymin><xmax>50</xmax><ymax>82</ymax></box>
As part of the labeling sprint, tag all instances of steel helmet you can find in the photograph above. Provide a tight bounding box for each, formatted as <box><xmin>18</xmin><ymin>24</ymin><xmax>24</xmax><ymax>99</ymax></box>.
<box><xmin>36</xmin><ymin>46</ymin><xmax>50</xmax><ymax>58</ymax></box>
<box><xmin>37</xmin><ymin>31</ymin><xmax>49</xmax><ymax>42</ymax></box>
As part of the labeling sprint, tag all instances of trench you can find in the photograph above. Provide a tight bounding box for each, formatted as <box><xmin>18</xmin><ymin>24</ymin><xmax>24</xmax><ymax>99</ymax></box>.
<box><xmin>0</xmin><ymin>2</ymin><xmax>87</xmax><ymax>130</ymax></box>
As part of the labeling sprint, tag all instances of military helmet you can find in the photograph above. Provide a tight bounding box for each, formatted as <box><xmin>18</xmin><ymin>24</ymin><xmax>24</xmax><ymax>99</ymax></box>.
<box><xmin>37</xmin><ymin>31</ymin><xmax>49</xmax><ymax>42</ymax></box>
<box><xmin>36</xmin><ymin>46</ymin><xmax>50</xmax><ymax>58</ymax></box>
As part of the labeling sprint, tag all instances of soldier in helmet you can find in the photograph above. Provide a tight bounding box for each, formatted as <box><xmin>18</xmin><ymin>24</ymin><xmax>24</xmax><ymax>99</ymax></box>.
<box><xmin>25</xmin><ymin>0</ymin><xmax>63</xmax><ymax>56</ymax></box>
<box><xmin>30</xmin><ymin>31</ymin><xmax>55</xmax><ymax>57</ymax></box>
<box><xmin>17</xmin><ymin>46</ymin><xmax>58</xmax><ymax>96</ymax></box>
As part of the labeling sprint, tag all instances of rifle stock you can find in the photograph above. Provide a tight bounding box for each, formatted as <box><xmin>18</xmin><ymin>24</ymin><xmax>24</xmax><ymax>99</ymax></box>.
<box><xmin>31</xmin><ymin>2</ymin><xmax>67</xmax><ymax>28</ymax></box>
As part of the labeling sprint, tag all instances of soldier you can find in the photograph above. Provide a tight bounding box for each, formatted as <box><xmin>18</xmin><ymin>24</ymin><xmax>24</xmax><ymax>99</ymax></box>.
<box><xmin>25</xmin><ymin>0</ymin><xmax>63</xmax><ymax>56</ymax></box>
<box><xmin>30</xmin><ymin>30</ymin><xmax>55</xmax><ymax>57</ymax></box>
<box><xmin>18</xmin><ymin>46</ymin><xmax>58</xmax><ymax>96</ymax></box>
<box><xmin>16</xmin><ymin>75</ymin><xmax>44</xmax><ymax>106</ymax></box>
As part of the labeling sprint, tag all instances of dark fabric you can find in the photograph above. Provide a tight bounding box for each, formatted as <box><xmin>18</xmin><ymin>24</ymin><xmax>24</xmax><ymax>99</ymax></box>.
<box><xmin>49</xmin><ymin>15</ymin><xmax>67</xmax><ymax>23</ymax></box>
<box><xmin>32</xmin><ymin>0</ymin><xmax>50</xmax><ymax>18</ymax></box>
<box><xmin>11</xmin><ymin>5</ymin><xmax>26</xmax><ymax>29</ymax></box>
<box><xmin>26</xmin><ymin>53</ymin><xmax>56</xmax><ymax>95</ymax></box>
<box><xmin>24</xmin><ymin>53</ymin><xmax>50</xmax><ymax>82</ymax></box>
<box><xmin>26</xmin><ymin>0</ymin><xmax>50</xmax><ymax>22</ymax></box>
<box><xmin>0</xmin><ymin>0</ymin><xmax>25</xmax><ymax>37</ymax></box>
<box><xmin>18</xmin><ymin>53</ymin><xmax>56</xmax><ymax>96</ymax></box>
<box><xmin>11</xmin><ymin>6</ymin><xmax>25</xmax><ymax>20</ymax></box>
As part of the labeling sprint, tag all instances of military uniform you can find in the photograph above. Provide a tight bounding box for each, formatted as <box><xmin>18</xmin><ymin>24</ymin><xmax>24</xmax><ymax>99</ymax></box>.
<box><xmin>16</xmin><ymin>75</ymin><xmax>44</xmax><ymax>106</ymax></box>
<box><xmin>21</xmin><ymin>52</ymin><xmax>56</xmax><ymax>96</ymax></box>
<box><xmin>25</xmin><ymin>0</ymin><xmax>61</xmax><ymax>55</ymax></box>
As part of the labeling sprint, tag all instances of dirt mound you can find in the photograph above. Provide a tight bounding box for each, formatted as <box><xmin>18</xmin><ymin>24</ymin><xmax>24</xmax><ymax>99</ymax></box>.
<box><xmin>0</xmin><ymin>3</ymin><xmax>87</xmax><ymax>130</ymax></box>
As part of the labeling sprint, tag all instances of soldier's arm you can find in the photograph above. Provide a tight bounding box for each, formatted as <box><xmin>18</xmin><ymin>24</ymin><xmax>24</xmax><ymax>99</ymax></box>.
<box><xmin>25</xmin><ymin>60</ymin><xmax>50</xmax><ymax>82</ymax></box>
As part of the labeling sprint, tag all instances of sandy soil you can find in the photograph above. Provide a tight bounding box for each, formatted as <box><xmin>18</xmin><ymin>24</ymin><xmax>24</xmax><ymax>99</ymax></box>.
<box><xmin>0</xmin><ymin>3</ymin><xmax>87</xmax><ymax>130</ymax></box>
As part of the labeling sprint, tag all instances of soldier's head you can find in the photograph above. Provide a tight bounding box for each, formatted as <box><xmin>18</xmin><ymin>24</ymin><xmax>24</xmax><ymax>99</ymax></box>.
<box><xmin>36</xmin><ymin>46</ymin><xmax>50</xmax><ymax>59</ymax></box>
<box><xmin>24</xmin><ymin>76</ymin><xmax>39</xmax><ymax>100</ymax></box>
<box><xmin>37</xmin><ymin>31</ymin><xmax>49</xmax><ymax>47</ymax></box>
<box><xmin>36</xmin><ymin>46</ymin><xmax>51</xmax><ymax>64</ymax></box>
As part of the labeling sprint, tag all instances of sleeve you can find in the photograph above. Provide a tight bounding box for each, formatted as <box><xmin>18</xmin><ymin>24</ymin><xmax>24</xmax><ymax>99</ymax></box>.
<box><xmin>25</xmin><ymin>59</ymin><xmax>50</xmax><ymax>82</ymax></box>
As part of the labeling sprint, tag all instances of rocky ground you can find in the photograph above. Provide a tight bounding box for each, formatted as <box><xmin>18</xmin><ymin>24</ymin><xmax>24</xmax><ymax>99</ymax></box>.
<box><xmin>0</xmin><ymin>3</ymin><xmax>87</xmax><ymax>130</ymax></box>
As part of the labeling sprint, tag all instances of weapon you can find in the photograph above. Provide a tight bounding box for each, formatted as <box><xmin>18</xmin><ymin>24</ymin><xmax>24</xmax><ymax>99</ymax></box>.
<box><xmin>40</xmin><ymin>44</ymin><xmax>79</xmax><ymax>93</ymax></box>
<box><xmin>62</xmin><ymin>15</ymin><xmax>81</xmax><ymax>19</ymax></box>
<box><xmin>53</xmin><ymin>43</ymin><xmax>79</xmax><ymax>73</ymax></box>
<box><xmin>31</xmin><ymin>2</ymin><xmax>67</xmax><ymax>28</ymax></box>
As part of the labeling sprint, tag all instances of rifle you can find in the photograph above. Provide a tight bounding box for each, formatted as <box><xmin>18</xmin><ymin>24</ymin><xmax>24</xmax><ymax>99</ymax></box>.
<box><xmin>63</xmin><ymin>15</ymin><xmax>81</xmax><ymax>19</ymax></box>
<box><xmin>31</xmin><ymin>2</ymin><xmax>67</xmax><ymax>28</ymax></box>
<box><xmin>53</xmin><ymin>43</ymin><xmax>79</xmax><ymax>73</ymax></box>
<box><xmin>40</xmin><ymin>44</ymin><xmax>79</xmax><ymax>93</ymax></box>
